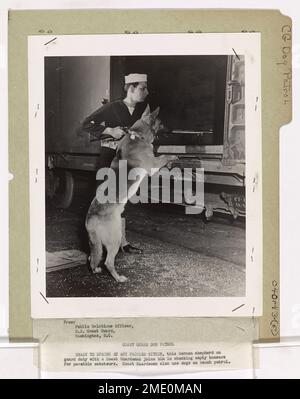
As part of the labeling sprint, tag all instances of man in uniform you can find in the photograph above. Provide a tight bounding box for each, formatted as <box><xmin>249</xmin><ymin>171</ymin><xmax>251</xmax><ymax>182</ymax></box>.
<box><xmin>82</xmin><ymin>73</ymin><xmax>150</xmax><ymax>253</ymax></box>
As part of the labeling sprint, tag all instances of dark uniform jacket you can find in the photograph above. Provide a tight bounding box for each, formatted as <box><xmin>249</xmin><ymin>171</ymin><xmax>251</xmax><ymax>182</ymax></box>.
<box><xmin>82</xmin><ymin>100</ymin><xmax>148</xmax><ymax>139</ymax></box>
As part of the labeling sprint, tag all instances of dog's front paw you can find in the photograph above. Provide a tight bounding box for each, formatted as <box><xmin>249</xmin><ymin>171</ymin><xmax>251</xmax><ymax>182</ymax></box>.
<box><xmin>93</xmin><ymin>267</ymin><xmax>102</xmax><ymax>274</ymax></box>
<box><xmin>166</xmin><ymin>156</ymin><xmax>179</xmax><ymax>169</ymax></box>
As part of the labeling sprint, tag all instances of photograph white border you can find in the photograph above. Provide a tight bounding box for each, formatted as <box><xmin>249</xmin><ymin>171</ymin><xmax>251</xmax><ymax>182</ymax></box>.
<box><xmin>28</xmin><ymin>33</ymin><xmax>262</xmax><ymax>318</ymax></box>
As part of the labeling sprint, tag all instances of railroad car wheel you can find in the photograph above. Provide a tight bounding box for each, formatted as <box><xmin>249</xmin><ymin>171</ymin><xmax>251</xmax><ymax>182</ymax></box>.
<box><xmin>46</xmin><ymin>169</ymin><xmax>74</xmax><ymax>209</ymax></box>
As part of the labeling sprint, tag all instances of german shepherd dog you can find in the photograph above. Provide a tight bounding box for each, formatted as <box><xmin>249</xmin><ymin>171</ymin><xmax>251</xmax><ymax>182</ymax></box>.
<box><xmin>85</xmin><ymin>105</ymin><xmax>177</xmax><ymax>282</ymax></box>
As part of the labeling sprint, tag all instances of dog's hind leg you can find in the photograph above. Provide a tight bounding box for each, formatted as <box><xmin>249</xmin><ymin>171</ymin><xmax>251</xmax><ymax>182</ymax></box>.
<box><xmin>105</xmin><ymin>242</ymin><xmax>127</xmax><ymax>283</ymax></box>
<box><xmin>88</xmin><ymin>231</ymin><xmax>103</xmax><ymax>274</ymax></box>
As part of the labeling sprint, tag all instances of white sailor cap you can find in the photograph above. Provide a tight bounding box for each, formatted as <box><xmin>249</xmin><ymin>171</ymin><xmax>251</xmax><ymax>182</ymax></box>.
<box><xmin>125</xmin><ymin>73</ymin><xmax>147</xmax><ymax>84</ymax></box>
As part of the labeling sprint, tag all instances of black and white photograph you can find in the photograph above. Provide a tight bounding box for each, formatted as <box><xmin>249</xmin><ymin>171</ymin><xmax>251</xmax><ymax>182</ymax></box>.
<box><xmin>28</xmin><ymin>34</ymin><xmax>262</xmax><ymax>318</ymax></box>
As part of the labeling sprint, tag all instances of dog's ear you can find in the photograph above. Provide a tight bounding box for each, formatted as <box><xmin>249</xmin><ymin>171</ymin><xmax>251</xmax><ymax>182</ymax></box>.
<box><xmin>141</xmin><ymin>104</ymin><xmax>151</xmax><ymax>124</ymax></box>
<box><xmin>150</xmin><ymin>107</ymin><xmax>160</xmax><ymax>121</ymax></box>
<box><xmin>141</xmin><ymin>105</ymin><xmax>160</xmax><ymax>126</ymax></box>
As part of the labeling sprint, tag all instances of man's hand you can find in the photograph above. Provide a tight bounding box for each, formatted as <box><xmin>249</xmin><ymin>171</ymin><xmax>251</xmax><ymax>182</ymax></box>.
<box><xmin>104</xmin><ymin>127</ymin><xmax>126</xmax><ymax>140</ymax></box>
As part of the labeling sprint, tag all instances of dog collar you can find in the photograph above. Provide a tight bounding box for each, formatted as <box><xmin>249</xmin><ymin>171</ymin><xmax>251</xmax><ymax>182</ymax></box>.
<box><xmin>128</xmin><ymin>130</ymin><xmax>143</xmax><ymax>140</ymax></box>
